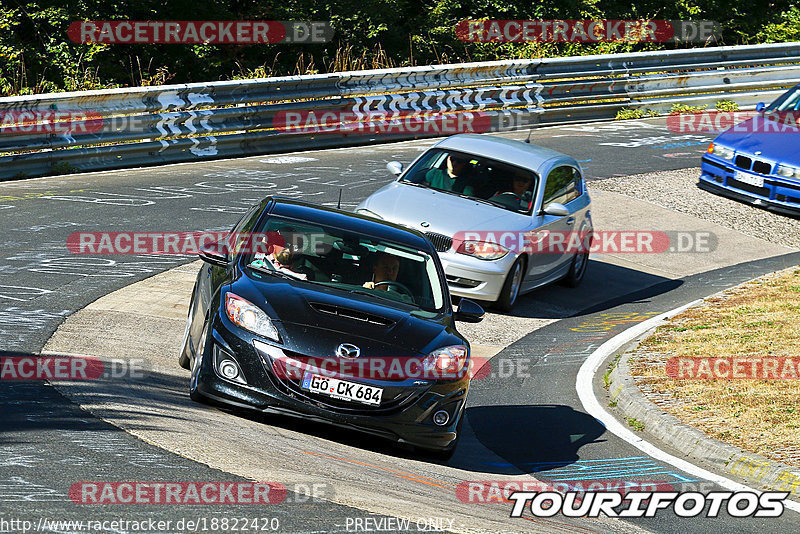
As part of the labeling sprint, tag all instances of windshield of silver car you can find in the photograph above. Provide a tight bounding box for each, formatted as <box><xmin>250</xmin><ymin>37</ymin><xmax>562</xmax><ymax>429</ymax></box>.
<box><xmin>400</xmin><ymin>148</ymin><xmax>539</xmax><ymax>213</ymax></box>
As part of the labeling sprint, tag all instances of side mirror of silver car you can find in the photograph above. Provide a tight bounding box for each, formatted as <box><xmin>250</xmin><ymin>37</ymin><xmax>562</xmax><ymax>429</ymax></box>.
<box><xmin>542</xmin><ymin>202</ymin><xmax>569</xmax><ymax>217</ymax></box>
<box><xmin>386</xmin><ymin>161</ymin><xmax>403</xmax><ymax>176</ymax></box>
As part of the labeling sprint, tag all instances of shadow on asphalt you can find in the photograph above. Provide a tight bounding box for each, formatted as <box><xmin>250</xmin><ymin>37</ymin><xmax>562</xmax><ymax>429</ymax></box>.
<box><xmin>506</xmin><ymin>259</ymin><xmax>682</xmax><ymax>320</ymax></box>
<box><xmin>456</xmin><ymin>404</ymin><xmax>606</xmax><ymax>474</ymax></box>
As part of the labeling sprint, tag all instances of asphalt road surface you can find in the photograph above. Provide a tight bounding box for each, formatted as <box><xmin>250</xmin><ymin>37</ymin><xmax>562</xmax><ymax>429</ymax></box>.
<box><xmin>1</xmin><ymin>118</ymin><xmax>797</xmax><ymax>533</ymax></box>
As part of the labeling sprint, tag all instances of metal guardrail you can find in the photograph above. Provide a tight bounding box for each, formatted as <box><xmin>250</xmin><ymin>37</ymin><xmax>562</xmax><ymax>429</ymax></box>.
<box><xmin>1</xmin><ymin>42</ymin><xmax>799</xmax><ymax>179</ymax></box>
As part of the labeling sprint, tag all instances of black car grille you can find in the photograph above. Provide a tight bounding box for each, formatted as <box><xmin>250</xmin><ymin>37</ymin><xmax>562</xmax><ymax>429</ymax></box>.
<box><xmin>425</xmin><ymin>232</ymin><xmax>452</xmax><ymax>252</ymax></box>
<box><xmin>728</xmin><ymin>178</ymin><xmax>770</xmax><ymax>198</ymax></box>
<box><xmin>734</xmin><ymin>154</ymin><xmax>772</xmax><ymax>175</ymax></box>
<box><xmin>753</xmin><ymin>161</ymin><xmax>772</xmax><ymax>175</ymax></box>
<box><xmin>734</xmin><ymin>155</ymin><xmax>751</xmax><ymax>169</ymax></box>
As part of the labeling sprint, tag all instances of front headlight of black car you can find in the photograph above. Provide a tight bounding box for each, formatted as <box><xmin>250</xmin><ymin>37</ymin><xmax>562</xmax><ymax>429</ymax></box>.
<box><xmin>225</xmin><ymin>292</ymin><xmax>280</xmax><ymax>342</ymax></box>
<box><xmin>422</xmin><ymin>345</ymin><xmax>468</xmax><ymax>378</ymax></box>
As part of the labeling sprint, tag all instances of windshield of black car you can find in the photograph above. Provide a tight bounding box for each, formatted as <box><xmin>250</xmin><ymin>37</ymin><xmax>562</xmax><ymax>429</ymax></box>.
<box><xmin>766</xmin><ymin>86</ymin><xmax>800</xmax><ymax>112</ymax></box>
<box><xmin>400</xmin><ymin>148</ymin><xmax>539</xmax><ymax>214</ymax></box>
<box><xmin>240</xmin><ymin>216</ymin><xmax>445</xmax><ymax>312</ymax></box>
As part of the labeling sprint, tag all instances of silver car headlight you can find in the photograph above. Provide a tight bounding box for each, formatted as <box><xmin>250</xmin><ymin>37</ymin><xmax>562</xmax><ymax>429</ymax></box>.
<box><xmin>455</xmin><ymin>240</ymin><xmax>509</xmax><ymax>261</ymax></box>
<box><xmin>225</xmin><ymin>292</ymin><xmax>280</xmax><ymax>341</ymax></box>
<box><xmin>776</xmin><ymin>164</ymin><xmax>800</xmax><ymax>178</ymax></box>
<box><xmin>708</xmin><ymin>143</ymin><xmax>734</xmax><ymax>160</ymax></box>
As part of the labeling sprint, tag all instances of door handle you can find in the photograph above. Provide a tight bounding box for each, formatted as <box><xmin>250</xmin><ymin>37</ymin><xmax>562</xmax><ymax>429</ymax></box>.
<box><xmin>566</xmin><ymin>217</ymin><xmax>575</xmax><ymax>225</ymax></box>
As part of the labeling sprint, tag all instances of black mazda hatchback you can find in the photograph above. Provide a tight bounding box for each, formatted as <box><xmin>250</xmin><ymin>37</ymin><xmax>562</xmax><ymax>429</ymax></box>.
<box><xmin>179</xmin><ymin>197</ymin><xmax>484</xmax><ymax>455</ymax></box>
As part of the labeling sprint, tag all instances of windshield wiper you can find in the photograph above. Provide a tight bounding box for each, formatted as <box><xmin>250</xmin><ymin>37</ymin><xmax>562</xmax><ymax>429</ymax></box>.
<box><xmin>401</xmin><ymin>180</ymin><xmax>429</xmax><ymax>189</ymax></box>
<box><xmin>347</xmin><ymin>288</ymin><xmax>418</xmax><ymax>308</ymax></box>
<box><xmin>348</xmin><ymin>288</ymin><xmax>395</xmax><ymax>302</ymax></box>
<box><xmin>453</xmin><ymin>192</ymin><xmax>504</xmax><ymax>208</ymax></box>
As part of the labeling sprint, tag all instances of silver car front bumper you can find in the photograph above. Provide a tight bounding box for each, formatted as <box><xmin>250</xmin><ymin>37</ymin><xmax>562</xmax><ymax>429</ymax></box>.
<box><xmin>439</xmin><ymin>251</ymin><xmax>517</xmax><ymax>303</ymax></box>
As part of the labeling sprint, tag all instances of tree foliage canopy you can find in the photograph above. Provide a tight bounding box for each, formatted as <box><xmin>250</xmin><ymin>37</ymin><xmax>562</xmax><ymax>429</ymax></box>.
<box><xmin>0</xmin><ymin>0</ymin><xmax>797</xmax><ymax>96</ymax></box>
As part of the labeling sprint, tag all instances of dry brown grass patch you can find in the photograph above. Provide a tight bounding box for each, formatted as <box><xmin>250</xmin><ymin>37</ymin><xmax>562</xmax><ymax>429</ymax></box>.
<box><xmin>629</xmin><ymin>267</ymin><xmax>800</xmax><ymax>466</ymax></box>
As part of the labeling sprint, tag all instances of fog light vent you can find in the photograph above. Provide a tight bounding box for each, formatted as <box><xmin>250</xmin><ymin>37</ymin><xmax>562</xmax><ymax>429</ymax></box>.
<box><xmin>214</xmin><ymin>345</ymin><xmax>246</xmax><ymax>384</ymax></box>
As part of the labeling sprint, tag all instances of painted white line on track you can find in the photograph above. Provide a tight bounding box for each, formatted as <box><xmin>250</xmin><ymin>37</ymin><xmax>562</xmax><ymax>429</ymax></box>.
<box><xmin>576</xmin><ymin>298</ymin><xmax>800</xmax><ymax>514</ymax></box>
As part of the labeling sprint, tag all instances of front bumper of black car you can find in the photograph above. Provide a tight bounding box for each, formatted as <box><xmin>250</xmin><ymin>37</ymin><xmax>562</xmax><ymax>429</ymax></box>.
<box><xmin>191</xmin><ymin>312</ymin><xmax>469</xmax><ymax>451</ymax></box>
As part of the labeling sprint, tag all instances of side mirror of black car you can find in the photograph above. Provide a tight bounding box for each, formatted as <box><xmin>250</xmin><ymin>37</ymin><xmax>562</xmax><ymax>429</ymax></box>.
<box><xmin>454</xmin><ymin>298</ymin><xmax>484</xmax><ymax>323</ymax></box>
<box><xmin>199</xmin><ymin>241</ymin><xmax>230</xmax><ymax>267</ymax></box>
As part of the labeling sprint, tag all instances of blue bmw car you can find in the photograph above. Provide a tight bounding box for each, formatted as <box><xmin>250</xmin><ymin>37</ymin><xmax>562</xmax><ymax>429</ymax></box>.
<box><xmin>699</xmin><ymin>84</ymin><xmax>800</xmax><ymax>216</ymax></box>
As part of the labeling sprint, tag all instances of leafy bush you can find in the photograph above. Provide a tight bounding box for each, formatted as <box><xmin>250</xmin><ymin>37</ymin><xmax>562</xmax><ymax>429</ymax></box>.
<box><xmin>716</xmin><ymin>100</ymin><xmax>740</xmax><ymax>112</ymax></box>
<box><xmin>670</xmin><ymin>103</ymin><xmax>707</xmax><ymax>114</ymax></box>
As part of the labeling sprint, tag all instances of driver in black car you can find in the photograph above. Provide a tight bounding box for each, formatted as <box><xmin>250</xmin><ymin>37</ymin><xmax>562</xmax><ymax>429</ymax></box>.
<box><xmin>362</xmin><ymin>252</ymin><xmax>400</xmax><ymax>291</ymax></box>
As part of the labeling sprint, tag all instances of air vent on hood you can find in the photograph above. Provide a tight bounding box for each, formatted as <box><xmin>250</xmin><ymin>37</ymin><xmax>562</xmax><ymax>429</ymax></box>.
<box><xmin>309</xmin><ymin>302</ymin><xmax>396</xmax><ymax>328</ymax></box>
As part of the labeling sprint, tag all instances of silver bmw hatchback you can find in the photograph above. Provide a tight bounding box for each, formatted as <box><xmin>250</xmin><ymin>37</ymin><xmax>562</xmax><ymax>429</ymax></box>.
<box><xmin>355</xmin><ymin>134</ymin><xmax>593</xmax><ymax>311</ymax></box>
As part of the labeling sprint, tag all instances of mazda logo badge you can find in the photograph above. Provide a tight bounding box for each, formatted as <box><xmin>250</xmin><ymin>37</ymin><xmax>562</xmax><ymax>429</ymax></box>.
<box><xmin>336</xmin><ymin>343</ymin><xmax>360</xmax><ymax>359</ymax></box>
<box><xmin>421</xmin><ymin>221</ymin><xmax>430</xmax><ymax>228</ymax></box>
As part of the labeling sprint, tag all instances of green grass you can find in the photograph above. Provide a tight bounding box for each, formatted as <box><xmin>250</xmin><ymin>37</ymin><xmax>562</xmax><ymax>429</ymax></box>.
<box><xmin>626</xmin><ymin>417</ymin><xmax>645</xmax><ymax>432</ymax></box>
<box><xmin>603</xmin><ymin>354</ymin><xmax>622</xmax><ymax>388</ymax></box>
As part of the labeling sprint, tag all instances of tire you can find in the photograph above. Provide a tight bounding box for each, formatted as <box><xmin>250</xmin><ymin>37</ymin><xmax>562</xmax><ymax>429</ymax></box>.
<box><xmin>178</xmin><ymin>294</ymin><xmax>195</xmax><ymax>370</ymax></box>
<box><xmin>494</xmin><ymin>256</ymin><xmax>525</xmax><ymax>312</ymax></box>
<box><xmin>560</xmin><ymin>250</ymin><xmax>588</xmax><ymax>288</ymax></box>
<box><xmin>189</xmin><ymin>317</ymin><xmax>210</xmax><ymax>404</ymax></box>
<box><xmin>178</xmin><ymin>318</ymin><xmax>192</xmax><ymax>370</ymax></box>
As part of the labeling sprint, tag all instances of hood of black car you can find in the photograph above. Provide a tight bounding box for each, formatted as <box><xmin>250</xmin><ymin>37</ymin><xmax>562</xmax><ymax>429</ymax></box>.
<box><xmin>232</xmin><ymin>273</ymin><xmax>456</xmax><ymax>358</ymax></box>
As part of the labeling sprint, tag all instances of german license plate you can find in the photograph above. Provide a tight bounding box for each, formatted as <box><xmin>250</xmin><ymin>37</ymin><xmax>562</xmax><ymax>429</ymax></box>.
<box><xmin>301</xmin><ymin>373</ymin><xmax>383</xmax><ymax>405</ymax></box>
<box><xmin>734</xmin><ymin>170</ymin><xmax>764</xmax><ymax>188</ymax></box>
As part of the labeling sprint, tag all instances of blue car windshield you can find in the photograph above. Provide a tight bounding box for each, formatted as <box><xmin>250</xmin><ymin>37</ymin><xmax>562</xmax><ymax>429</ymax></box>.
<box><xmin>400</xmin><ymin>148</ymin><xmax>539</xmax><ymax>214</ymax></box>
<box><xmin>766</xmin><ymin>86</ymin><xmax>800</xmax><ymax>112</ymax></box>
<box><xmin>239</xmin><ymin>216</ymin><xmax>445</xmax><ymax>313</ymax></box>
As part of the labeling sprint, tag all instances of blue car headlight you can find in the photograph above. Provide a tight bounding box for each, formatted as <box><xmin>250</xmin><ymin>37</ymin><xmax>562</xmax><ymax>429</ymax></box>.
<box><xmin>776</xmin><ymin>164</ymin><xmax>800</xmax><ymax>178</ymax></box>
<box><xmin>708</xmin><ymin>142</ymin><xmax>734</xmax><ymax>161</ymax></box>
